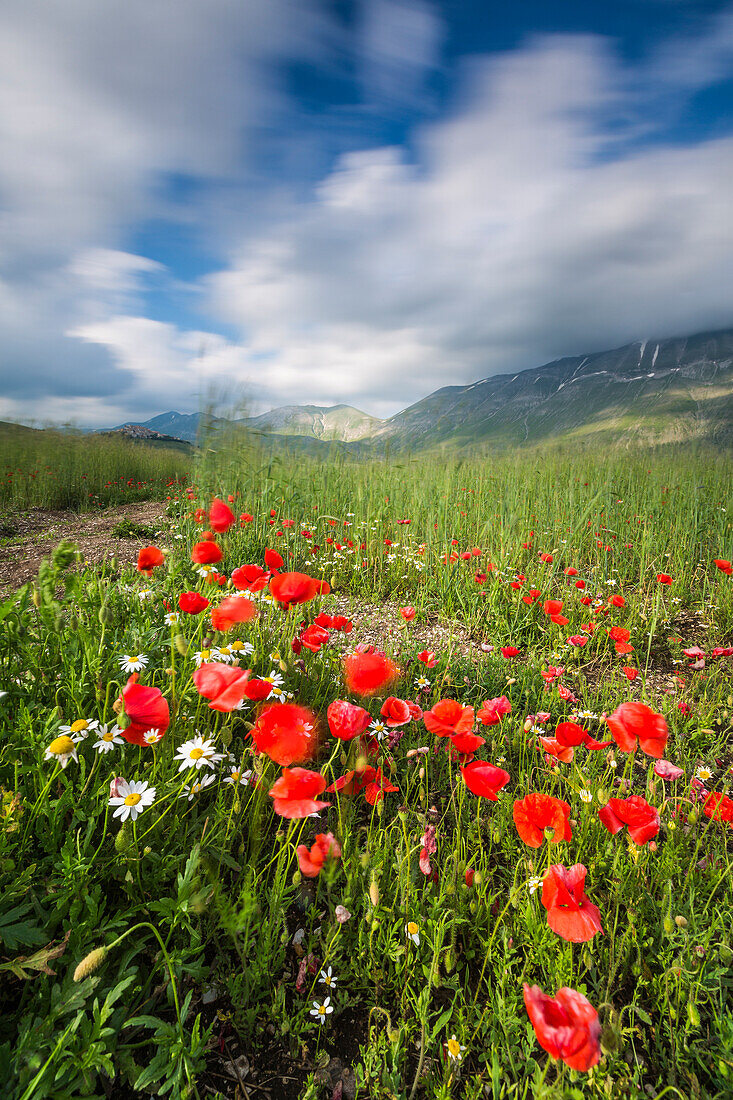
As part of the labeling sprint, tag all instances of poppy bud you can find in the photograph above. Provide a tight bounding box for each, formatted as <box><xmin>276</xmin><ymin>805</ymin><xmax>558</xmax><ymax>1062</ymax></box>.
<box><xmin>719</xmin><ymin>944</ymin><xmax>733</xmax><ymax>966</ymax></box>
<box><xmin>694</xmin><ymin>944</ymin><xmax>705</xmax><ymax>959</ymax></box>
<box><xmin>688</xmin><ymin>810</ymin><xmax>698</xmax><ymax>825</ymax></box>
<box><xmin>369</xmin><ymin>878</ymin><xmax>379</xmax><ymax>907</ymax></box>
<box><xmin>174</xmin><ymin>634</ymin><xmax>189</xmax><ymax>656</ymax></box>
<box><xmin>115</xmin><ymin>820</ymin><xmax>135</xmax><ymax>855</ymax></box>
<box><xmin>220</xmin><ymin>726</ymin><xmax>232</xmax><ymax>747</ymax></box>
<box><xmin>73</xmin><ymin>945</ymin><xmax>109</xmax><ymax>982</ymax></box>
<box><xmin>664</xmin><ymin>915</ymin><xmax>675</xmax><ymax>935</ymax></box>
<box><xmin>292</xmin><ymin>870</ymin><xmax>301</xmax><ymax>887</ymax></box>
<box><xmin>98</xmin><ymin>601</ymin><xmax>114</xmax><ymax>625</ymax></box>
<box><xmin>233</xmin><ymin>797</ymin><xmax>241</xmax><ymax>814</ymax></box>
<box><xmin>443</xmin><ymin>947</ymin><xmax>455</xmax><ymax>973</ymax></box>
<box><xmin>675</xmin><ymin>915</ymin><xmax>688</xmax><ymax>929</ymax></box>
<box><xmin>492</xmin><ymin>829</ymin><xmax>500</xmax><ymax>843</ymax></box>
<box><xmin>687</xmin><ymin>1001</ymin><xmax>700</xmax><ymax>1027</ymax></box>
<box><xmin>31</xmin><ymin>584</ymin><xmax>41</xmax><ymax>608</ymax></box>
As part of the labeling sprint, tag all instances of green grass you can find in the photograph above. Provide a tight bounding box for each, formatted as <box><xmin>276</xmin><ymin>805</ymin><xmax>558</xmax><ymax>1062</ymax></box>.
<box><xmin>0</xmin><ymin>424</ymin><xmax>190</xmax><ymax>510</ymax></box>
<box><xmin>1</xmin><ymin>442</ymin><xmax>733</xmax><ymax>1099</ymax></box>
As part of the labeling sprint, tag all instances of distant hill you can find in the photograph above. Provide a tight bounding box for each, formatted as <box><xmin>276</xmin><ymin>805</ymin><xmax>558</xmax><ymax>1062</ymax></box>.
<box><xmin>106</xmin><ymin>326</ymin><xmax>733</xmax><ymax>453</ymax></box>
<box><xmin>100</xmin><ymin>424</ymin><xmax>192</xmax><ymax>454</ymax></box>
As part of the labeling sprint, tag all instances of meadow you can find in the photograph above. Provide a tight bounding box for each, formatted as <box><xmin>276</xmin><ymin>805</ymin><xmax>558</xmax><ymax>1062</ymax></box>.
<box><xmin>2</xmin><ymin>437</ymin><xmax>733</xmax><ymax>1099</ymax></box>
<box><xmin>0</xmin><ymin>423</ymin><xmax>189</xmax><ymax>511</ymax></box>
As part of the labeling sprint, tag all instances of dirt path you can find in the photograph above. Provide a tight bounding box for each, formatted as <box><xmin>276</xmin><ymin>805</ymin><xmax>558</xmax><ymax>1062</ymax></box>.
<box><xmin>0</xmin><ymin>500</ymin><xmax>169</xmax><ymax>596</ymax></box>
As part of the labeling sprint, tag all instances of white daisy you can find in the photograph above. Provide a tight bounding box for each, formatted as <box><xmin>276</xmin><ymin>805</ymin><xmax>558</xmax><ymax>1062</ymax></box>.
<box><xmin>216</xmin><ymin>644</ymin><xmax>235</xmax><ymax>663</ymax></box>
<box><xmin>59</xmin><ymin>717</ymin><xmax>100</xmax><ymax>742</ymax></box>
<box><xmin>309</xmin><ymin>997</ymin><xmax>334</xmax><ymax>1024</ymax></box>
<box><xmin>230</xmin><ymin>640</ymin><xmax>254</xmax><ymax>656</ymax></box>
<box><xmin>369</xmin><ymin>720</ymin><xmax>388</xmax><ymax>741</ymax></box>
<box><xmin>414</xmin><ymin>676</ymin><xmax>431</xmax><ymax>689</ymax></box>
<box><xmin>579</xmin><ymin>789</ymin><xmax>593</xmax><ymax>803</ymax></box>
<box><xmin>138</xmin><ymin>588</ymin><xmax>153</xmax><ymax>601</ymax></box>
<box><xmin>108</xmin><ymin>779</ymin><xmax>156</xmax><ymax>822</ymax></box>
<box><xmin>180</xmin><ymin>773</ymin><xmax>217</xmax><ymax>800</ymax></box>
<box><xmin>263</xmin><ymin>670</ymin><xmax>284</xmax><ymax>689</ymax></box>
<box><xmin>695</xmin><ymin>765</ymin><xmax>713</xmax><ymax>782</ymax></box>
<box><xmin>193</xmin><ymin>649</ymin><xmax>214</xmax><ymax>667</ymax></box>
<box><xmin>446</xmin><ymin>1035</ymin><xmax>466</xmax><ymax>1063</ymax></box>
<box><xmin>142</xmin><ymin>729</ymin><xmax>164</xmax><ymax>746</ymax></box>
<box><xmin>93</xmin><ymin>725</ymin><xmax>125</xmax><ymax>753</ymax></box>
<box><xmin>405</xmin><ymin>921</ymin><xmax>420</xmax><ymax>946</ymax></box>
<box><xmin>119</xmin><ymin>654</ymin><xmax>148</xmax><ymax>674</ymax></box>
<box><xmin>174</xmin><ymin>735</ymin><xmax>223</xmax><ymax>772</ymax></box>
<box><xmin>223</xmin><ymin>767</ymin><xmax>253</xmax><ymax>786</ymax></box>
<box><xmin>44</xmin><ymin>735</ymin><xmax>78</xmax><ymax>769</ymax></box>
<box><xmin>527</xmin><ymin>875</ymin><xmax>543</xmax><ymax>895</ymax></box>
<box><xmin>164</xmin><ymin>612</ymin><xmax>180</xmax><ymax>626</ymax></box>
<box><xmin>319</xmin><ymin>967</ymin><xmax>337</xmax><ymax>988</ymax></box>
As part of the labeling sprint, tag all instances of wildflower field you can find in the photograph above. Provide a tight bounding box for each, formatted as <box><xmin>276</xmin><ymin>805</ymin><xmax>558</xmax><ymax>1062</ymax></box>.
<box><xmin>3</xmin><ymin>442</ymin><xmax>733</xmax><ymax>1100</ymax></box>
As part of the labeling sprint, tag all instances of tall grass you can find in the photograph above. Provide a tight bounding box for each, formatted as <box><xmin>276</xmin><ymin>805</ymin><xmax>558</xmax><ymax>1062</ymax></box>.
<box><xmin>0</xmin><ymin>425</ymin><xmax>190</xmax><ymax>510</ymax></box>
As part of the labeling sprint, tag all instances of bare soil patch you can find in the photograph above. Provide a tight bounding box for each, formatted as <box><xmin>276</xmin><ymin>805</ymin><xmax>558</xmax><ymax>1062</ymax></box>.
<box><xmin>326</xmin><ymin>595</ymin><xmax>489</xmax><ymax>661</ymax></box>
<box><xmin>0</xmin><ymin>500</ymin><xmax>169</xmax><ymax>596</ymax></box>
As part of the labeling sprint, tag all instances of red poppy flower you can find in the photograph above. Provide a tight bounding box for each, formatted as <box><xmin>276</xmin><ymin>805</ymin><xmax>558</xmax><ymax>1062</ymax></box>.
<box><xmin>327</xmin><ymin>699</ymin><xmax>371</xmax><ymax>741</ymax></box>
<box><xmin>513</xmin><ymin>793</ymin><xmax>572</xmax><ymax>847</ymax></box>
<box><xmin>703</xmin><ymin>791</ymin><xmax>733</xmax><ymax>824</ymax></box>
<box><xmin>501</xmin><ymin>646</ymin><xmax>521</xmax><ymax>659</ymax></box>
<box><xmin>193</xmin><ymin>662</ymin><xmax>252</xmax><ymax>711</ymax></box>
<box><xmin>240</xmin><ymin>512</ymin><xmax>253</xmax><ymax>524</ymax></box>
<box><xmin>608</xmin><ymin>594</ymin><xmax>625</xmax><ymax>608</ymax></box>
<box><xmin>363</xmin><ymin>766</ymin><xmax>399</xmax><ymax>805</ymax></box>
<box><xmin>137</xmin><ymin>545</ymin><xmax>165</xmax><ymax>575</ymax></box>
<box><xmin>269</xmin><ymin>571</ymin><xmax>330</xmax><ymax>609</ymax></box>
<box><xmin>523</xmin><ymin>985</ymin><xmax>601</xmax><ymax>1071</ymax></box>
<box><xmin>423</xmin><ymin>699</ymin><xmax>475</xmax><ymax>737</ymax></box>
<box><xmin>563</xmin><ymin>567</ymin><xmax>579</xmax><ymax>577</ymax></box>
<box><xmin>598</xmin><ymin>795</ymin><xmax>660</xmax><ymax>845</ymax></box>
<box><xmin>539</xmin><ymin>553</ymin><xmax>554</xmax><ymax>563</ymax></box>
<box><xmin>380</xmin><ymin>697</ymin><xmax>412</xmax><ymax>727</ymax></box>
<box><xmin>538</xmin><ymin>736</ymin><xmax>574</xmax><ymax>763</ymax></box>
<box><xmin>400</xmin><ymin>606</ymin><xmax>416</xmax><ymax>622</ymax></box>
<box><xmin>343</xmin><ymin>648</ymin><xmax>399</xmax><ymax>696</ymax></box>
<box><xmin>208</xmin><ymin>497</ymin><xmax>236</xmax><ymax>533</ymax></box>
<box><xmin>541</xmin><ymin>864</ymin><xmax>603</xmax><ymax>942</ymax></box>
<box><xmin>243</xmin><ymin>678</ymin><xmax>274</xmax><ymax>701</ymax></box>
<box><xmin>543</xmin><ymin>599</ymin><xmax>563</xmax><ymax>616</ymax></box>
<box><xmin>656</xmin><ymin>573</ymin><xmax>673</xmax><ymax>585</ymax></box>
<box><xmin>449</xmin><ymin>730</ymin><xmax>485</xmax><ymax>755</ymax></box>
<box><xmin>607</xmin><ymin>626</ymin><xmax>630</xmax><ymax>643</ymax></box>
<box><xmin>460</xmin><ymin>761</ymin><xmax>510</xmax><ymax>800</ymax></box>
<box><xmin>118</xmin><ymin>674</ymin><xmax>170</xmax><ymax>746</ymax></box>
<box><xmin>714</xmin><ymin>559</ymin><xmax>732</xmax><ymax>576</ymax></box>
<box><xmin>191</xmin><ymin>541</ymin><xmax>223</xmax><ymax>565</ymax></box>
<box><xmin>231</xmin><ymin>564</ymin><xmax>266</xmax><ymax>590</ymax></box>
<box><xmin>252</xmin><ymin>703</ymin><xmax>318</xmax><ymax>766</ymax></box>
<box><xmin>417</xmin><ymin>650</ymin><xmax>437</xmax><ymax>667</ymax></box>
<box><xmin>621</xmin><ymin>666</ymin><xmax>638</xmax><ymax>680</ymax></box>
<box><xmin>575</xmin><ymin>579</ymin><xmax>586</xmax><ymax>590</ymax></box>
<box><xmin>178</xmin><ymin>591</ymin><xmax>210</xmax><ymax>615</ymax></box>
<box><xmin>269</xmin><ymin>768</ymin><xmax>330</xmax><ymax>818</ymax></box>
<box><xmin>654</xmin><ymin>758</ymin><xmax>684</xmax><ymax>780</ymax></box>
<box><xmin>210</xmin><ymin>595</ymin><xmax>258</xmax><ymax>632</ymax></box>
<box><xmin>555</xmin><ymin>721</ymin><xmax>611</xmax><ymax>751</ymax></box>
<box><xmin>606</xmin><ymin>702</ymin><xmax>668</xmax><ymax>758</ymax></box>
<box><xmin>296</xmin><ymin>832</ymin><xmax>341</xmax><ymax>878</ymax></box>
<box><xmin>477</xmin><ymin>695</ymin><xmax>511</xmax><ymax>725</ymax></box>
<box><xmin>264</xmin><ymin>548</ymin><xmax>284</xmax><ymax>572</ymax></box>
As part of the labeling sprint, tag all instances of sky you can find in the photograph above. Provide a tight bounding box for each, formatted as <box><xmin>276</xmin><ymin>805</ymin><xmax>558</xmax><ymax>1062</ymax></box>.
<box><xmin>2</xmin><ymin>0</ymin><xmax>733</xmax><ymax>427</ymax></box>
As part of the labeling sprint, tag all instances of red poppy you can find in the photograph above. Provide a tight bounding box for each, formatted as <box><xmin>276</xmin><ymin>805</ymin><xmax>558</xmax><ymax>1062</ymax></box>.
<box><xmin>178</xmin><ymin>591</ymin><xmax>210</xmax><ymax>615</ymax></box>
<box><xmin>242</xmin><ymin>678</ymin><xmax>274</xmax><ymax>701</ymax></box>
<box><xmin>118</xmin><ymin>675</ymin><xmax>170</xmax><ymax>746</ymax></box>
<box><xmin>554</xmin><ymin>721</ymin><xmax>611</xmax><ymax>751</ymax></box>
<box><xmin>598</xmin><ymin>795</ymin><xmax>660</xmax><ymax>845</ymax></box>
<box><xmin>575</xmin><ymin>579</ymin><xmax>586</xmax><ymax>590</ymax></box>
<box><xmin>269</xmin><ymin>571</ymin><xmax>330</xmax><ymax>609</ymax></box>
<box><xmin>656</xmin><ymin>573</ymin><xmax>673</xmax><ymax>585</ymax></box>
<box><xmin>606</xmin><ymin>702</ymin><xmax>668</xmax><ymax>758</ymax></box>
<box><xmin>327</xmin><ymin>700</ymin><xmax>371</xmax><ymax>741</ymax></box>
<box><xmin>343</xmin><ymin>648</ymin><xmax>399</xmax><ymax>696</ymax></box>
<box><xmin>608</xmin><ymin>594</ymin><xmax>625</xmax><ymax>608</ymax></box>
<box><xmin>380</xmin><ymin>697</ymin><xmax>412</xmax><ymax>727</ymax></box>
<box><xmin>543</xmin><ymin>599</ymin><xmax>563</xmax><ymax>616</ymax></box>
<box><xmin>363</xmin><ymin>766</ymin><xmax>399</xmax><ymax>805</ymax></box>
<box><xmin>137</xmin><ymin>545</ymin><xmax>165</xmax><ymax>575</ymax></box>
<box><xmin>541</xmin><ymin>864</ymin><xmax>602</xmax><ymax>942</ymax></box>
<box><xmin>539</xmin><ymin>553</ymin><xmax>554</xmax><ymax>563</ymax></box>
<box><xmin>210</xmin><ymin>595</ymin><xmax>258</xmax><ymax>632</ymax></box>
<box><xmin>568</xmin><ymin>635</ymin><xmax>587</xmax><ymax>647</ymax></box>
<box><xmin>477</xmin><ymin>695</ymin><xmax>511</xmax><ymax>725</ymax></box>
<box><xmin>191</xmin><ymin>541</ymin><xmax>223</xmax><ymax>565</ymax></box>
<box><xmin>417</xmin><ymin>650</ymin><xmax>437</xmax><ymax>667</ymax></box>
<box><xmin>501</xmin><ymin>646</ymin><xmax>521</xmax><ymax>659</ymax></box>
<box><xmin>269</xmin><ymin>768</ymin><xmax>330</xmax><ymax>818</ymax></box>
<box><xmin>460</xmin><ymin>760</ymin><xmax>510</xmax><ymax>800</ymax></box>
<box><xmin>193</xmin><ymin>662</ymin><xmax>252</xmax><ymax>711</ymax></box>
<box><xmin>264</xmin><ymin>548</ymin><xmax>284</xmax><ymax>572</ymax></box>
<box><xmin>538</xmin><ymin>736</ymin><xmax>574</xmax><ymax>763</ymax></box>
<box><xmin>252</xmin><ymin>703</ymin><xmax>318</xmax><ymax>766</ymax></box>
<box><xmin>523</xmin><ymin>985</ymin><xmax>601</xmax><ymax>1071</ymax></box>
<box><xmin>703</xmin><ymin>791</ymin><xmax>733</xmax><ymax>824</ymax></box>
<box><xmin>621</xmin><ymin>666</ymin><xmax>638</xmax><ymax>680</ymax></box>
<box><xmin>449</xmin><ymin>730</ymin><xmax>485</xmax><ymax>755</ymax></box>
<box><xmin>231</xmin><ymin>564</ymin><xmax>266</xmax><ymax>590</ymax></box>
<box><xmin>607</xmin><ymin>626</ymin><xmax>630</xmax><ymax>643</ymax></box>
<box><xmin>424</xmin><ymin>699</ymin><xmax>475</xmax><ymax>737</ymax></box>
<box><xmin>240</xmin><ymin>512</ymin><xmax>253</xmax><ymax>524</ymax></box>
<box><xmin>563</xmin><ymin>567</ymin><xmax>579</xmax><ymax>577</ymax></box>
<box><xmin>296</xmin><ymin>832</ymin><xmax>341</xmax><ymax>878</ymax></box>
<box><xmin>654</xmin><ymin>759</ymin><xmax>684</xmax><ymax>780</ymax></box>
<box><xmin>208</xmin><ymin>497</ymin><xmax>236</xmax><ymax>533</ymax></box>
<box><xmin>714</xmin><ymin>559</ymin><xmax>732</xmax><ymax>576</ymax></box>
<box><xmin>400</xmin><ymin>606</ymin><xmax>416</xmax><ymax>622</ymax></box>
<box><xmin>513</xmin><ymin>793</ymin><xmax>572</xmax><ymax>847</ymax></box>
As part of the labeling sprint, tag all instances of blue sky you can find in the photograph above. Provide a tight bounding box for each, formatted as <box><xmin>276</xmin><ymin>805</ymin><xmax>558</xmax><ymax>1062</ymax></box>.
<box><xmin>2</xmin><ymin>0</ymin><xmax>733</xmax><ymax>426</ymax></box>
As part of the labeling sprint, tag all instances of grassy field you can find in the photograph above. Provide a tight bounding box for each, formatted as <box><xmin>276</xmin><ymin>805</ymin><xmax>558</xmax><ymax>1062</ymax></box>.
<box><xmin>2</xmin><ymin>441</ymin><xmax>733</xmax><ymax>1099</ymax></box>
<box><xmin>0</xmin><ymin>423</ymin><xmax>190</xmax><ymax>510</ymax></box>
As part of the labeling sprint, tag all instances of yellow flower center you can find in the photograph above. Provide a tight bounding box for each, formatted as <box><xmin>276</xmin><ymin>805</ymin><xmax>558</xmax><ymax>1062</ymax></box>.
<box><xmin>318</xmin><ymin>1005</ymin><xmax>326</xmax><ymax>1016</ymax></box>
<box><xmin>124</xmin><ymin>792</ymin><xmax>142</xmax><ymax>806</ymax></box>
<box><xmin>190</xmin><ymin>747</ymin><xmax>204</xmax><ymax>760</ymax></box>
<box><xmin>200</xmin><ymin>650</ymin><xmax>211</xmax><ymax>661</ymax></box>
<box><xmin>49</xmin><ymin>735</ymin><xmax>75</xmax><ymax>755</ymax></box>
<box><xmin>447</xmin><ymin>1039</ymin><xmax>461</xmax><ymax>1058</ymax></box>
<box><xmin>231</xmin><ymin>641</ymin><xmax>243</xmax><ymax>650</ymax></box>
<box><xmin>102</xmin><ymin>731</ymin><xmax>114</xmax><ymax>742</ymax></box>
<box><xmin>231</xmin><ymin>771</ymin><xmax>240</xmax><ymax>780</ymax></box>
<box><xmin>70</xmin><ymin>719</ymin><xmax>89</xmax><ymax>732</ymax></box>
<box><xmin>407</xmin><ymin>922</ymin><xmax>418</xmax><ymax>936</ymax></box>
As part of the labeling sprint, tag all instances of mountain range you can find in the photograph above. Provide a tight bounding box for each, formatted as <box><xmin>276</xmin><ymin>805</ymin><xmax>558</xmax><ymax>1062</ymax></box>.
<box><xmin>110</xmin><ymin>327</ymin><xmax>733</xmax><ymax>452</ymax></box>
